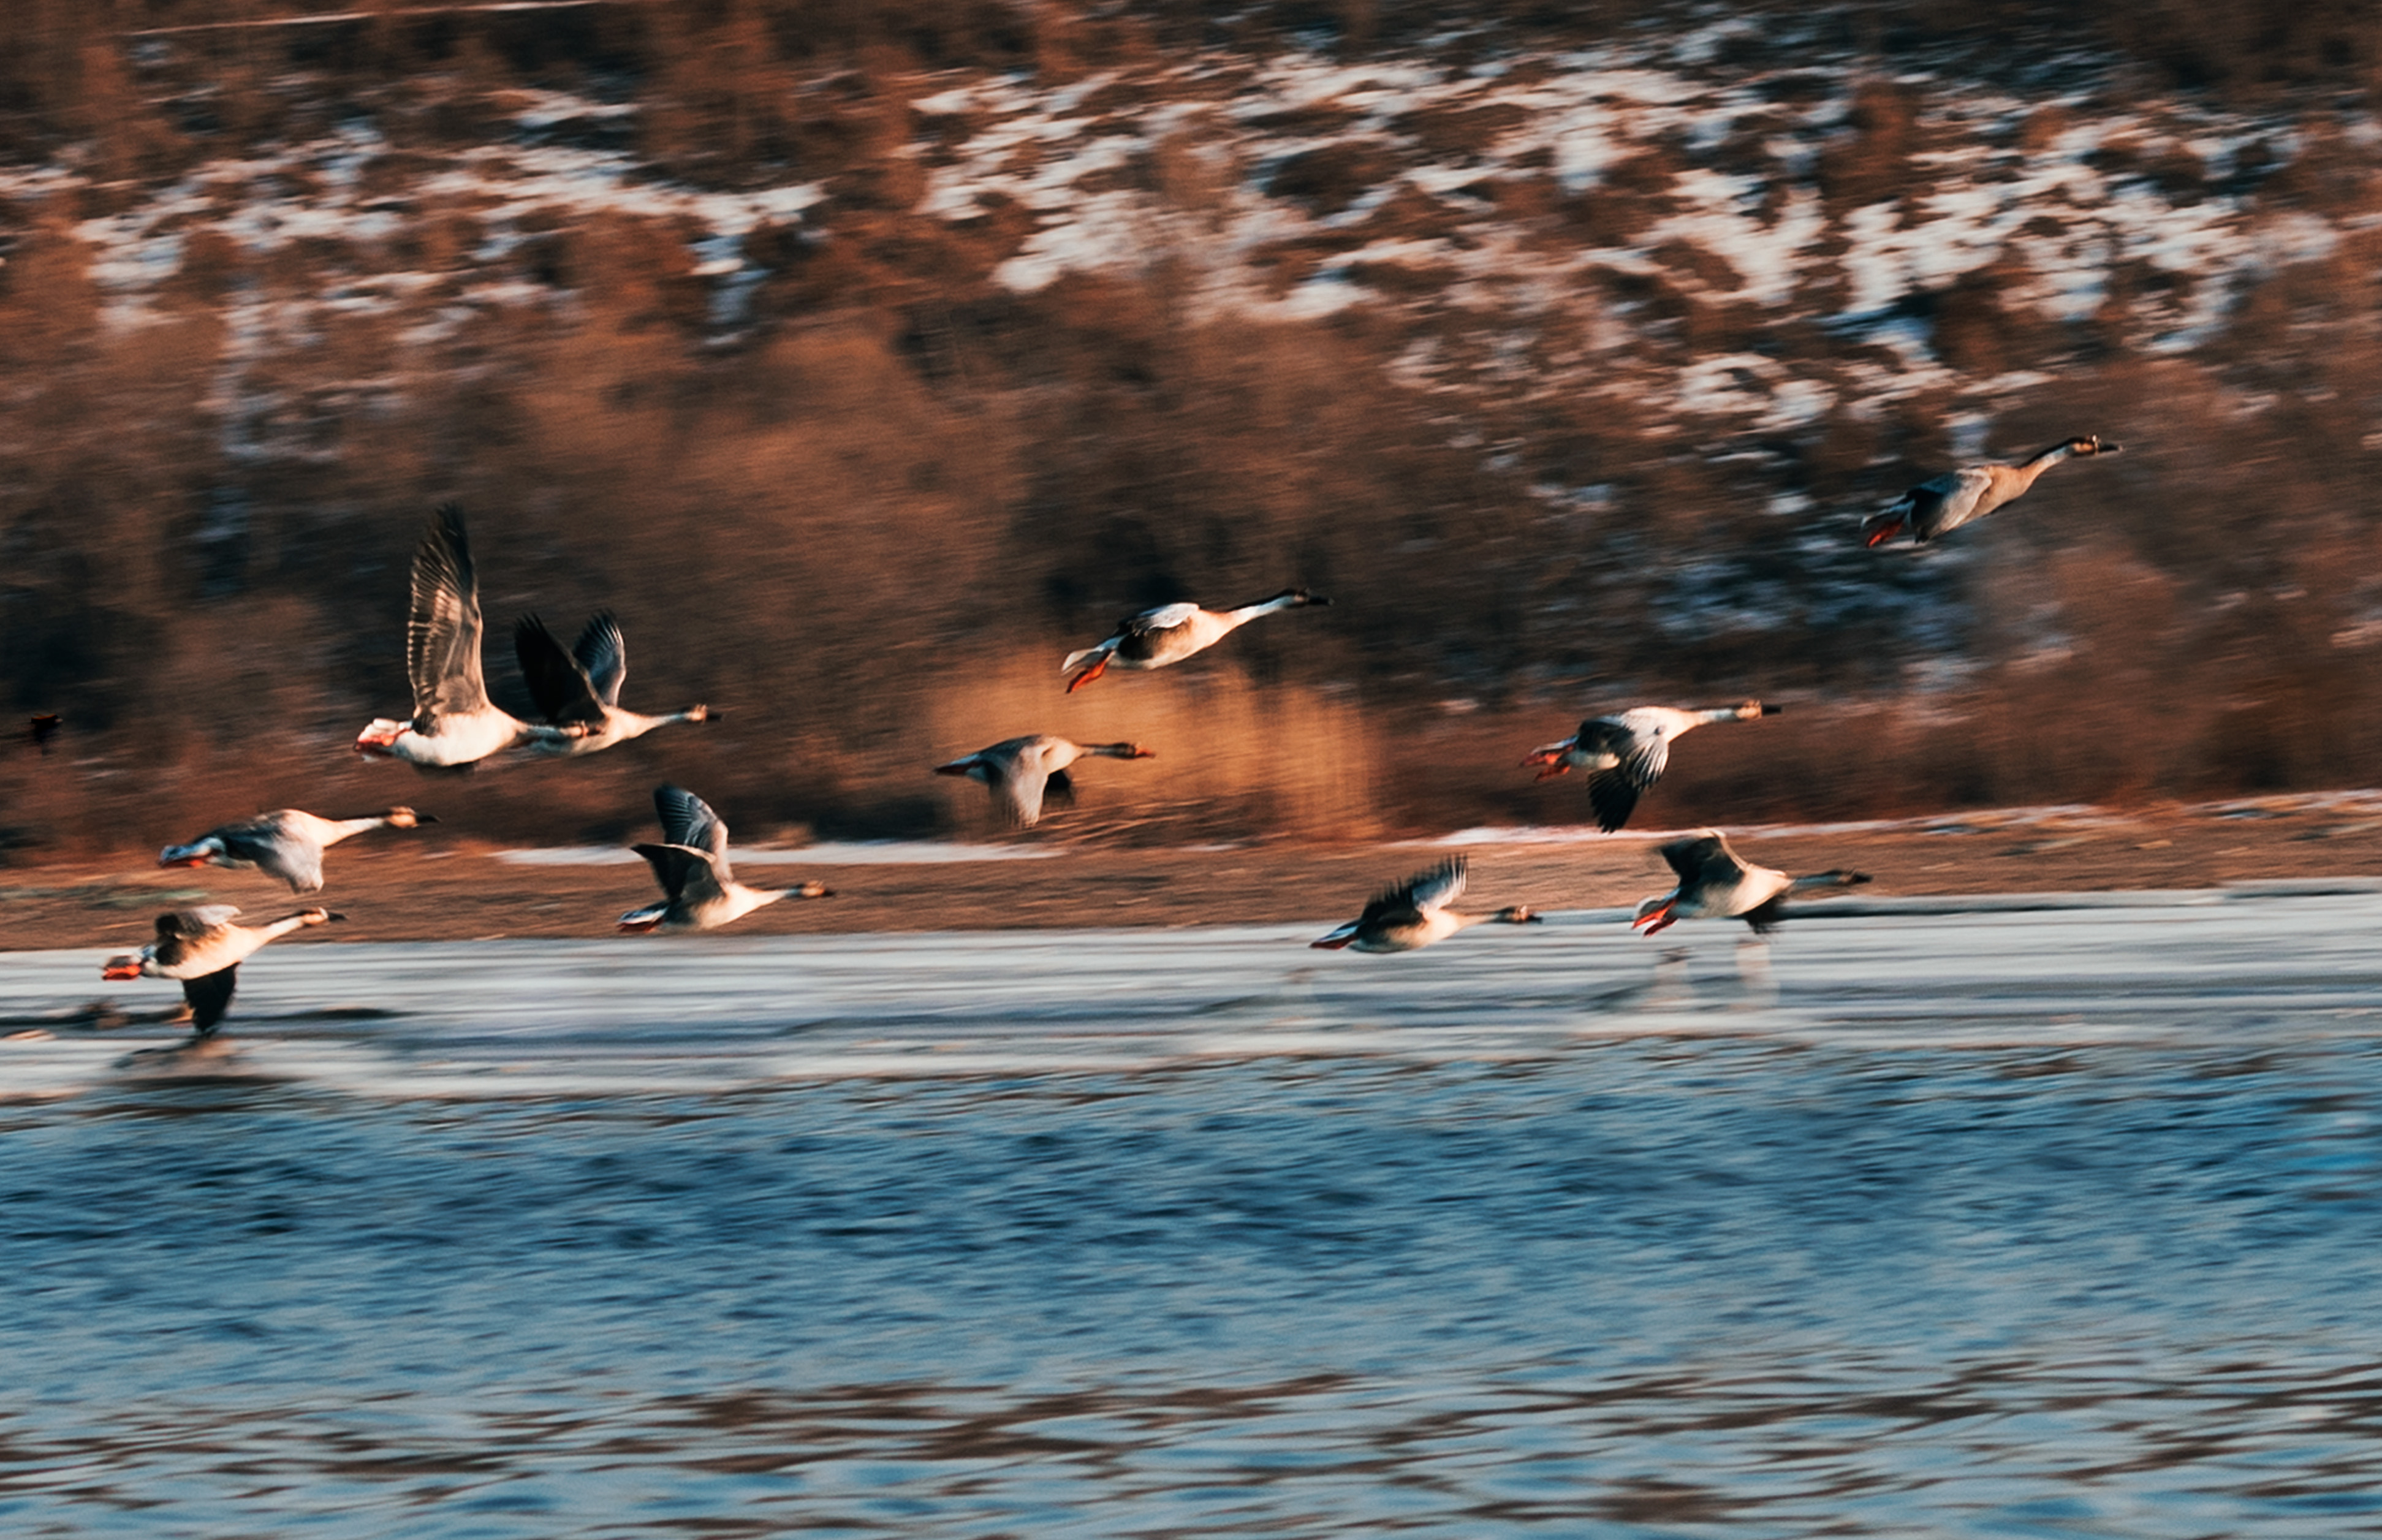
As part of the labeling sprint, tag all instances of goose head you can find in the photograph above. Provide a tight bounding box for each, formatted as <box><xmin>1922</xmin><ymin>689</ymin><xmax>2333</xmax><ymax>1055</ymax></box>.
<box><xmin>1494</xmin><ymin>906</ymin><xmax>1541</xmax><ymax>925</ymax></box>
<box><xmin>384</xmin><ymin>806</ymin><xmax>434</xmax><ymax>829</ymax></box>
<box><xmin>2068</xmin><ymin>435</ymin><xmax>2121</xmax><ymax>456</ymax></box>
<box><xmin>1732</xmin><ymin>701</ymin><xmax>1783</xmax><ymax>721</ymax></box>
<box><xmin>1520</xmin><ymin>738</ymin><xmax>1575</xmax><ymax>779</ymax></box>
<box><xmin>1631</xmin><ymin>895</ymin><xmax>1678</xmax><ymax>935</ymax></box>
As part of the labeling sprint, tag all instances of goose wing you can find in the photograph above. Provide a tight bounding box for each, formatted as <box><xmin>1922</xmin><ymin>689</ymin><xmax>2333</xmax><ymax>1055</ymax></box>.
<box><xmin>634</xmin><ymin>843</ymin><xmax>727</xmax><ymax>908</ymax></box>
<box><xmin>161</xmin><ymin>906</ymin><xmax>241</xmax><ymax>938</ymax></box>
<box><xmin>573</xmin><ymin>612</ymin><xmax>628</xmax><ymax>708</ymax></box>
<box><xmin>153</xmin><ymin>906</ymin><xmax>239</xmax><ymax>969</ymax></box>
<box><xmin>1123</xmin><ymin>601</ymin><xmax>1200</xmax><ymax>637</ymax></box>
<box><xmin>215</xmin><ymin>814</ymin><xmax>321</xmax><ymax>891</ymax></box>
<box><xmin>408</xmin><ymin>504</ymin><xmax>491</xmax><ymax>727</ymax></box>
<box><xmin>1658</xmin><ymin>833</ymin><xmax>1745</xmax><ymax>889</ymax></box>
<box><xmin>181</xmin><ymin>966</ymin><xmax>238</xmax><ymax>1036</ymax></box>
<box><xmin>1582</xmin><ymin>718</ymin><xmax>1670</xmax><ymax>833</ymax></box>
<box><xmin>514</xmin><ymin>614</ymin><xmax>607</xmax><ymax>728</ymax></box>
<box><xmin>1043</xmin><ymin>767</ymin><xmax>1077</xmax><ymax>813</ymax></box>
<box><xmin>654</xmin><ymin>784</ymin><xmax>732</xmax><ymax>882</ymax></box>
<box><xmin>1359</xmin><ymin>858</ymin><xmax>1466</xmax><ymax>927</ymax></box>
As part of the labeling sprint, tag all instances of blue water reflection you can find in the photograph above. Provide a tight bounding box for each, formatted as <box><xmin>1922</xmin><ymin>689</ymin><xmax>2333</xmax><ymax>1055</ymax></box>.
<box><xmin>5</xmin><ymin>1035</ymin><xmax>2382</xmax><ymax>1536</ymax></box>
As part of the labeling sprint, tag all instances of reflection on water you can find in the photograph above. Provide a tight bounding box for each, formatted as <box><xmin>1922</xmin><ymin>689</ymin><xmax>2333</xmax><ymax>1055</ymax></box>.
<box><xmin>7</xmin><ymin>1023</ymin><xmax>2382</xmax><ymax>1536</ymax></box>
<box><xmin>8</xmin><ymin>893</ymin><xmax>2382</xmax><ymax>1535</ymax></box>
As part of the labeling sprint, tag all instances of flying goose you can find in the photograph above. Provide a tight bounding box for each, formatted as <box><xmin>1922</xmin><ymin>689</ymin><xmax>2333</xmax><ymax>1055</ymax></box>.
<box><xmin>1523</xmin><ymin>702</ymin><xmax>1780</xmax><ymax>832</ymax></box>
<box><xmin>514</xmin><ymin>612</ymin><xmax>713</xmax><ymax>755</ymax></box>
<box><xmin>159</xmin><ymin>807</ymin><xmax>434</xmax><ymax>893</ymax></box>
<box><xmin>933</xmin><ymin>735</ymin><xmax>1155</xmax><ymax>827</ymax></box>
<box><xmin>1062</xmin><ymin>588</ymin><xmax>1329</xmax><ymax>692</ymax></box>
<box><xmin>100</xmin><ymin>906</ymin><xmax>343</xmax><ymax>1038</ymax></box>
<box><xmin>1631</xmin><ymin>830</ymin><xmax>1869</xmax><ymax>936</ymax></box>
<box><xmin>354</xmin><ymin>505</ymin><xmax>586</xmax><ymax>768</ymax></box>
<box><xmin>619</xmin><ymin>783</ymin><xmax>832</xmax><ymax>933</ymax></box>
<box><xmin>1862</xmin><ymin>435</ymin><xmax>2122</xmax><ymax>547</ymax></box>
<box><xmin>1311</xmin><ymin>857</ymin><xmax>1540</xmax><ymax>952</ymax></box>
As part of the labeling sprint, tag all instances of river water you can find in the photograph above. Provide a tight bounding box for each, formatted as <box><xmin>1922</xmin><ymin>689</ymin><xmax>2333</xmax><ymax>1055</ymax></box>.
<box><xmin>6</xmin><ymin>890</ymin><xmax>2382</xmax><ymax>1536</ymax></box>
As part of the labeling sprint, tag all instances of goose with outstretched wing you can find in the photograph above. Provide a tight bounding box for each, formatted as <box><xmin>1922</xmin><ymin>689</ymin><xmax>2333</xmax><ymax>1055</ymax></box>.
<box><xmin>1311</xmin><ymin>857</ymin><xmax>1540</xmax><ymax>952</ymax></box>
<box><xmin>514</xmin><ymin>610</ymin><xmax>713</xmax><ymax>755</ymax></box>
<box><xmin>619</xmin><ymin>784</ymin><xmax>832</xmax><ymax>933</ymax></box>
<box><xmin>354</xmin><ymin>506</ymin><xmax>584</xmax><ymax>768</ymax></box>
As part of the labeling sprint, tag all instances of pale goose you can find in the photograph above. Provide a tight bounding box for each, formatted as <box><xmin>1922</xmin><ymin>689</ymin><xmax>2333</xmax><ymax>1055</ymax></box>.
<box><xmin>101</xmin><ymin>906</ymin><xmax>342</xmax><ymax>1038</ymax></box>
<box><xmin>933</xmin><ymin>735</ymin><xmax>1155</xmax><ymax>827</ymax></box>
<box><xmin>1523</xmin><ymin>702</ymin><xmax>1780</xmax><ymax>832</ymax></box>
<box><xmin>619</xmin><ymin>784</ymin><xmax>832</xmax><ymax>933</ymax></box>
<box><xmin>1311</xmin><ymin>857</ymin><xmax>1539</xmax><ymax>952</ymax></box>
<box><xmin>160</xmin><ymin>807</ymin><xmax>433</xmax><ymax>893</ymax></box>
<box><xmin>1862</xmin><ymin>435</ymin><xmax>2122</xmax><ymax>547</ymax></box>
<box><xmin>1631</xmin><ymin>830</ymin><xmax>1868</xmax><ymax>936</ymax></box>
<box><xmin>514</xmin><ymin>611</ymin><xmax>713</xmax><ymax>755</ymax></box>
<box><xmin>1062</xmin><ymin>588</ymin><xmax>1329</xmax><ymax>692</ymax></box>
<box><xmin>354</xmin><ymin>505</ymin><xmax>585</xmax><ymax>768</ymax></box>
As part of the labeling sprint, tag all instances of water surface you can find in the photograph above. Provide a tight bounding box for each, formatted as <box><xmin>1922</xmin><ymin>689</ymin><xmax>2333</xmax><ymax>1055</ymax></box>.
<box><xmin>6</xmin><ymin>892</ymin><xmax>2382</xmax><ymax>1536</ymax></box>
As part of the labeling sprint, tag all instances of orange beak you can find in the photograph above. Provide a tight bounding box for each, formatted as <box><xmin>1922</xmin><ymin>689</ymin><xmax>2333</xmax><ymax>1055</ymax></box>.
<box><xmin>1631</xmin><ymin>903</ymin><xmax>1677</xmax><ymax>936</ymax></box>
<box><xmin>101</xmin><ymin>958</ymin><xmax>143</xmax><ymax>980</ymax></box>
<box><xmin>1065</xmin><ymin>658</ymin><xmax>1109</xmax><ymax>694</ymax></box>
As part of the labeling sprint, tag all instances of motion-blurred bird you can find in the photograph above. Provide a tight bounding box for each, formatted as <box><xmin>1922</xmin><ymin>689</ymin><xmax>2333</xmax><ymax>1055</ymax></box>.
<box><xmin>513</xmin><ymin>611</ymin><xmax>714</xmax><ymax>755</ymax></box>
<box><xmin>1061</xmin><ymin>589</ymin><xmax>1329</xmax><ymax>692</ymax></box>
<box><xmin>1862</xmin><ymin>434</ymin><xmax>2122</xmax><ymax>547</ymax></box>
<box><xmin>100</xmin><ymin>906</ymin><xmax>343</xmax><ymax>1039</ymax></box>
<box><xmin>1631</xmin><ymin>830</ymin><xmax>1868</xmax><ymax>936</ymax></box>
<box><xmin>1523</xmin><ymin>702</ymin><xmax>1780</xmax><ymax>832</ymax></box>
<box><xmin>619</xmin><ymin>784</ymin><xmax>832</xmax><ymax>933</ymax></box>
<box><xmin>354</xmin><ymin>505</ymin><xmax>586</xmax><ymax>768</ymax></box>
<box><xmin>28</xmin><ymin>713</ymin><xmax>60</xmax><ymax>754</ymax></box>
<box><xmin>933</xmin><ymin>735</ymin><xmax>1155</xmax><ymax>827</ymax></box>
<box><xmin>1311</xmin><ymin>857</ymin><xmax>1540</xmax><ymax>952</ymax></box>
<box><xmin>159</xmin><ymin>807</ymin><xmax>434</xmax><ymax>893</ymax></box>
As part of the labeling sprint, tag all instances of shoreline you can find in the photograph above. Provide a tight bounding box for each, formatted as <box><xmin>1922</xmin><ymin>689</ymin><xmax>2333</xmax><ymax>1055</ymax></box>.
<box><xmin>7</xmin><ymin>793</ymin><xmax>2382</xmax><ymax>952</ymax></box>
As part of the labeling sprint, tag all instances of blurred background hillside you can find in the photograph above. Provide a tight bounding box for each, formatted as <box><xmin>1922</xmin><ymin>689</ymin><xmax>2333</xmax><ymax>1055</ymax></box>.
<box><xmin>4</xmin><ymin>0</ymin><xmax>2381</xmax><ymax>852</ymax></box>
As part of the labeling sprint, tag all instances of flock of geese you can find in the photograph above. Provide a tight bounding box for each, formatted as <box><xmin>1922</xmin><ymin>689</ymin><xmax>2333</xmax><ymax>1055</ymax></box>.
<box><xmin>97</xmin><ymin>433</ymin><xmax>2122</xmax><ymax>1038</ymax></box>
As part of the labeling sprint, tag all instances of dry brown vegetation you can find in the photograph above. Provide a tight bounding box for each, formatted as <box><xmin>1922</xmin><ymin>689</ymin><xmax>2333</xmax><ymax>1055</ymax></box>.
<box><xmin>4</xmin><ymin>1</ymin><xmax>2382</xmax><ymax>860</ymax></box>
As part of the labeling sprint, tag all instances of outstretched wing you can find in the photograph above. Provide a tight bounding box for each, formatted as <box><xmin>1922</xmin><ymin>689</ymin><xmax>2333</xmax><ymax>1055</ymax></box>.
<box><xmin>1583</xmin><ymin>721</ymin><xmax>1671</xmax><ymax>833</ymax></box>
<box><xmin>1359</xmin><ymin>857</ymin><xmax>1466</xmax><ymax>927</ymax></box>
<box><xmin>1043</xmin><ymin>767</ymin><xmax>1077</xmax><ymax>813</ymax></box>
<box><xmin>1658</xmin><ymin>833</ymin><xmax>1743</xmax><ymax>889</ymax></box>
<box><xmin>181</xmin><ymin>966</ymin><xmax>238</xmax><ymax>1036</ymax></box>
<box><xmin>634</xmin><ymin>843</ymin><xmax>726</xmax><ymax>908</ymax></box>
<box><xmin>1007</xmin><ymin>763</ymin><xmax>1053</xmax><ymax>827</ymax></box>
<box><xmin>1121</xmin><ymin>602</ymin><xmax>1200</xmax><ymax>637</ymax></box>
<box><xmin>574</xmin><ymin>612</ymin><xmax>628</xmax><ymax>708</ymax></box>
<box><xmin>1740</xmin><ymin>895</ymin><xmax>1788</xmax><ymax>935</ymax></box>
<box><xmin>160</xmin><ymin>906</ymin><xmax>240</xmax><ymax>939</ymax></box>
<box><xmin>514</xmin><ymin>614</ymin><xmax>607</xmax><ymax>727</ymax></box>
<box><xmin>409</xmin><ymin>504</ymin><xmax>491</xmax><ymax>726</ymax></box>
<box><xmin>654</xmin><ymin>783</ymin><xmax>730</xmax><ymax>870</ymax></box>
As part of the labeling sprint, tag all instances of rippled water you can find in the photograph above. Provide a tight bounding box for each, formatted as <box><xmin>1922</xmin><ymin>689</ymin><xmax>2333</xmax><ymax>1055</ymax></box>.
<box><xmin>7</xmin><ymin>892</ymin><xmax>2382</xmax><ymax>1536</ymax></box>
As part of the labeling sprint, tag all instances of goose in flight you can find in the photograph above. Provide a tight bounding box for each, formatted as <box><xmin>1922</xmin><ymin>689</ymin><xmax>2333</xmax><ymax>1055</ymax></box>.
<box><xmin>100</xmin><ymin>906</ymin><xmax>342</xmax><ymax>1038</ymax></box>
<box><xmin>1311</xmin><ymin>857</ymin><xmax>1540</xmax><ymax>952</ymax></box>
<box><xmin>514</xmin><ymin>612</ymin><xmax>713</xmax><ymax>755</ymax></box>
<box><xmin>354</xmin><ymin>505</ymin><xmax>586</xmax><ymax>768</ymax></box>
<box><xmin>1062</xmin><ymin>588</ymin><xmax>1329</xmax><ymax>692</ymax></box>
<box><xmin>619</xmin><ymin>783</ymin><xmax>832</xmax><ymax>933</ymax></box>
<box><xmin>1862</xmin><ymin>435</ymin><xmax>2122</xmax><ymax>547</ymax></box>
<box><xmin>1631</xmin><ymin>830</ymin><xmax>1868</xmax><ymax>936</ymax></box>
<box><xmin>159</xmin><ymin>807</ymin><xmax>433</xmax><ymax>893</ymax></box>
<box><xmin>933</xmin><ymin>735</ymin><xmax>1155</xmax><ymax>827</ymax></box>
<box><xmin>1523</xmin><ymin>702</ymin><xmax>1779</xmax><ymax>832</ymax></box>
